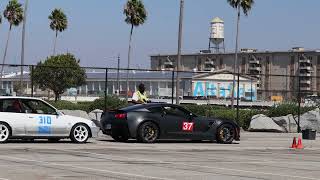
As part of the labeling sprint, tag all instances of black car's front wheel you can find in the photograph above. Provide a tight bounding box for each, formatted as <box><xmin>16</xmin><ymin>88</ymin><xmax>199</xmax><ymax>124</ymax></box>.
<box><xmin>137</xmin><ymin>122</ymin><xmax>159</xmax><ymax>143</ymax></box>
<box><xmin>216</xmin><ymin>124</ymin><xmax>235</xmax><ymax>144</ymax></box>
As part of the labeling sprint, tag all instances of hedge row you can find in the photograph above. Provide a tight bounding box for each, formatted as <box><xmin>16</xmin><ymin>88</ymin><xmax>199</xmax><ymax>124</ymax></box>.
<box><xmin>49</xmin><ymin>97</ymin><xmax>316</xmax><ymax>130</ymax></box>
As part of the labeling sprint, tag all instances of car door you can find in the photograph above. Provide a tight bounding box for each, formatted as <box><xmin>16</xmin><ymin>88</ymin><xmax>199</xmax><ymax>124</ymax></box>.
<box><xmin>20</xmin><ymin>99</ymin><xmax>68</xmax><ymax>137</ymax></box>
<box><xmin>0</xmin><ymin>99</ymin><xmax>26</xmax><ymax>136</ymax></box>
<box><xmin>161</xmin><ymin>105</ymin><xmax>194</xmax><ymax>138</ymax></box>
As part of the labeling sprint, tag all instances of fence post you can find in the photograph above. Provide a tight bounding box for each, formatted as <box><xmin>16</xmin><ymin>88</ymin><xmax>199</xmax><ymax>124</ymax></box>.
<box><xmin>31</xmin><ymin>65</ymin><xmax>34</xmax><ymax>97</ymax></box>
<box><xmin>297</xmin><ymin>63</ymin><xmax>301</xmax><ymax>133</ymax></box>
<box><xmin>236</xmin><ymin>72</ymin><xmax>240</xmax><ymax>122</ymax></box>
<box><xmin>105</xmin><ymin>68</ymin><xmax>108</xmax><ymax>112</ymax></box>
<box><xmin>172</xmin><ymin>71</ymin><xmax>175</xmax><ymax>104</ymax></box>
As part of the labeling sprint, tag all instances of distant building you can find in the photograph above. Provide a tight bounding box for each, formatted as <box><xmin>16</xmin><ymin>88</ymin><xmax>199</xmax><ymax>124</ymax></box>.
<box><xmin>150</xmin><ymin>47</ymin><xmax>320</xmax><ymax>101</ymax></box>
<box><xmin>1</xmin><ymin>70</ymin><xmax>258</xmax><ymax>101</ymax></box>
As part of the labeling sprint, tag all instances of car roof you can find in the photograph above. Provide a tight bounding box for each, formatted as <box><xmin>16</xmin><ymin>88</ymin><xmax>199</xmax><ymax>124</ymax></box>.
<box><xmin>0</xmin><ymin>96</ymin><xmax>43</xmax><ymax>101</ymax></box>
<box><xmin>120</xmin><ymin>103</ymin><xmax>175</xmax><ymax>112</ymax></box>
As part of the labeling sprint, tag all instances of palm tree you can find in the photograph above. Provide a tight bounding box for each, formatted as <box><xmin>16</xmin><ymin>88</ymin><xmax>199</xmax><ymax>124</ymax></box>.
<box><xmin>227</xmin><ymin>0</ymin><xmax>254</xmax><ymax>108</ymax></box>
<box><xmin>49</xmin><ymin>8</ymin><xmax>68</xmax><ymax>55</ymax></box>
<box><xmin>123</xmin><ymin>0</ymin><xmax>147</xmax><ymax>101</ymax></box>
<box><xmin>0</xmin><ymin>0</ymin><xmax>24</xmax><ymax>83</ymax></box>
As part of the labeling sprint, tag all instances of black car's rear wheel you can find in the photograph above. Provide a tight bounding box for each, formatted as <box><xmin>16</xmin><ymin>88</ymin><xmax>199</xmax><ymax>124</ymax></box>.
<box><xmin>216</xmin><ymin>124</ymin><xmax>235</xmax><ymax>144</ymax></box>
<box><xmin>137</xmin><ymin>122</ymin><xmax>159</xmax><ymax>143</ymax></box>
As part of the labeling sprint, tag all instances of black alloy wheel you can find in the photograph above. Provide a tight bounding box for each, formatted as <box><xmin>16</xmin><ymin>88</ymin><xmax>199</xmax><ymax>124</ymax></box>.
<box><xmin>137</xmin><ymin>122</ymin><xmax>159</xmax><ymax>143</ymax></box>
<box><xmin>217</xmin><ymin>124</ymin><xmax>235</xmax><ymax>144</ymax></box>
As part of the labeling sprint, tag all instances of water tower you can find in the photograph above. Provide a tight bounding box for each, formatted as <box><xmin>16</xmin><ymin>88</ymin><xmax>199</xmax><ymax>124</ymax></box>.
<box><xmin>209</xmin><ymin>17</ymin><xmax>225</xmax><ymax>53</ymax></box>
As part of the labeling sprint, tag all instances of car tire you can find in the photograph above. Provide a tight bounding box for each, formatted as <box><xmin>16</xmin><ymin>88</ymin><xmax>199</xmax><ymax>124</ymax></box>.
<box><xmin>216</xmin><ymin>124</ymin><xmax>235</xmax><ymax>144</ymax></box>
<box><xmin>0</xmin><ymin>122</ymin><xmax>11</xmax><ymax>143</ymax></box>
<box><xmin>70</xmin><ymin>124</ymin><xmax>90</xmax><ymax>144</ymax></box>
<box><xmin>137</xmin><ymin>122</ymin><xmax>159</xmax><ymax>143</ymax></box>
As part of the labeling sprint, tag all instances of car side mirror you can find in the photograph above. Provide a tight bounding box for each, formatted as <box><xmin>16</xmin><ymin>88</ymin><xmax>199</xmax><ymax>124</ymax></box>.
<box><xmin>56</xmin><ymin>111</ymin><xmax>63</xmax><ymax>116</ymax></box>
<box><xmin>189</xmin><ymin>113</ymin><xmax>194</xmax><ymax>118</ymax></box>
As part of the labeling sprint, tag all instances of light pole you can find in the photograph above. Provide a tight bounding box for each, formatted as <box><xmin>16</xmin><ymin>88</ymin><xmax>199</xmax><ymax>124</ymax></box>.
<box><xmin>176</xmin><ymin>0</ymin><xmax>184</xmax><ymax>104</ymax></box>
<box><xmin>20</xmin><ymin>0</ymin><xmax>29</xmax><ymax>95</ymax></box>
<box><xmin>117</xmin><ymin>54</ymin><xmax>120</xmax><ymax>96</ymax></box>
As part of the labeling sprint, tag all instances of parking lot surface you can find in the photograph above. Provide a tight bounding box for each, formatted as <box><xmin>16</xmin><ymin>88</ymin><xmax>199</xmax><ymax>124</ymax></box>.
<box><xmin>0</xmin><ymin>132</ymin><xmax>320</xmax><ymax>180</ymax></box>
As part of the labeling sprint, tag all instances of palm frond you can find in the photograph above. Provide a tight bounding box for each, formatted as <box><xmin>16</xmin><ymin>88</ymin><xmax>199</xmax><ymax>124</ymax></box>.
<box><xmin>3</xmin><ymin>0</ymin><xmax>24</xmax><ymax>27</ymax></box>
<box><xmin>124</xmin><ymin>0</ymin><xmax>147</xmax><ymax>27</ymax></box>
<box><xmin>227</xmin><ymin>0</ymin><xmax>254</xmax><ymax>16</ymax></box>
<box><xmin>241</xmin><ymin>0</ymin><xmax>254</xmax><ymax>16</ymax></box>
<box><xmin>49</xmin><ymin>8</ymin><xmax>68</xmax><ymax>32</ymax></box>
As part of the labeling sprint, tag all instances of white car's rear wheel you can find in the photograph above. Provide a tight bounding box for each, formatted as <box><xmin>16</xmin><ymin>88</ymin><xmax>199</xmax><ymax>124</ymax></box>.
<box><xmin>70</xmin><ymin>124</ymin><xmax>89</xmax><ymax>143</ymax></box>
<box><xmin>0</xmin><ymin>123</ymin><xmax>10</xmax><ymax>143</ymax></box>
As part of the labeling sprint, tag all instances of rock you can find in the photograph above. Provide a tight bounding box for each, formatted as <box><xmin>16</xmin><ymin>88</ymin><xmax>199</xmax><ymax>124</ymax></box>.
<box><xmin>299</xmin><ymin>108</ymin><xmax>320</xmax><ymax>132</ymax></box>
<box><xmin>272</xmin><ymin>114</ymin><xmax>297</xmax><ymax>133</ymax></box>
<box><xmin>60</xmin><ymin>110</ymin><xmax>90</xmax><ymax>120</ymax></box>
<box><xmin>249</xmin><ymin>114</ymin><xmax>284</xmax><ymax>132</ymax></box>
<box><xmin>89</xmin><ymin>109</ymin><xmax>104</xmax><ymax>121</ymax></box>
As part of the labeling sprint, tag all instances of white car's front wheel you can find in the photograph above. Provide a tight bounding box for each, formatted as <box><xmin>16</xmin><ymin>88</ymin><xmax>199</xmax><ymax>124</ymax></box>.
<box><xmin>70</xmin><ymin>124</ymin><xmax>90</xmax><ymax>143</ymax></box>
<box><xmin>0</xmin><ymin>123</ymin><xmax>10</xmax><ymax>143</ymax></box>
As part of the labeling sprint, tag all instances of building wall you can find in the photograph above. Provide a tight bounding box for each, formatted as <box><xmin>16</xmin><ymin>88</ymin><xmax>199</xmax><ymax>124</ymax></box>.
<box><xmin>151</xmin><ymin>51</ymin><xmax>320</xmax><ymax>101</ymax></box>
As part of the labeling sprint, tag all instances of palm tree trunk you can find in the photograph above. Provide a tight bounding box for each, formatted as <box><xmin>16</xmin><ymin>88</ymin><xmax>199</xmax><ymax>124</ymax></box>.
<box><xmin>20</xmin><ymin>0</ymin><xmax>29</xmax><ymax>95</ymax></box>
<box><xmin>125</xmin><ymin>24</ymin><xmax>134</xmax><ymax>101</ymax></box>
<box><xmin>231</xmin><ymin>6</ymin><xmax>241</xmax><ymax>109</ymax></box>
<box><xmin>53</xmin><ymin>31</ymin><xmax>58</xmax><ymax>55</ymax></box>
<box><xmin>0</xmin><ymin>25</ymin><xmax>13</xmax><ymax>88</ymax></box>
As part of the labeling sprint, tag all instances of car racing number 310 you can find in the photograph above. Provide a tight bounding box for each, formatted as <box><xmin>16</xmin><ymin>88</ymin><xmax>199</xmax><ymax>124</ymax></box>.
<box><xmin>0</xmin><ymin>96</ymin><xmax>100</xmax><ymax>143</ymax></box>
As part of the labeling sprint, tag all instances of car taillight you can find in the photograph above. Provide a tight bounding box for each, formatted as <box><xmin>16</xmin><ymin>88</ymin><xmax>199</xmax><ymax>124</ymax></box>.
<box><xmin>115</xmin><ymin>113</ymin><xmax>126</xmax><ymax>119</ymax></box>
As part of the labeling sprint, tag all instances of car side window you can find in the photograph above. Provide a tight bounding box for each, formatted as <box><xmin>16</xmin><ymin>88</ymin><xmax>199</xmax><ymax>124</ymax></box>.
<box><xmin>0</xmin><ymin>99</ymin><xmax>23</xmax><ymax>113</ymax></box>
<box><xmin>147</xmin><ymin>107</ymin><xmax>164</xmax><ymax>114</ymax></box>
<box><xmin>21</xmin><ymin>100</ymin><xmax>56</xmax><ymax>115</ymax></box>
<box><xmin>163</xmin><ymin>106</ymin><xmax>189</xmax><ymax>118</ymax></box>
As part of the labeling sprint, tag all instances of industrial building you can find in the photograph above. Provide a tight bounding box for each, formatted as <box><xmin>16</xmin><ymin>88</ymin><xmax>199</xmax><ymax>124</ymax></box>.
<box><xmin>150</xmin><ymin>17</ymin><xmax>320</xmax><ymax>101</ymax></box>
<box><xmin>151</xmin><ymin>48</ymin><xmax>320</xmax><ymax>101</ymax></box>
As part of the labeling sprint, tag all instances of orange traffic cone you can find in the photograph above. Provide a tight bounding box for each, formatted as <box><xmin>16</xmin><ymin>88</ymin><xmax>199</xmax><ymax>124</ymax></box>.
<box><xmin>290</xmin><ymin>137</ymin><xmax>297</xmax><ymax>148</ymax></box>
<box><xmin>296</xmin><ymin>136</ymin><xmax>304</xmax><ymax>149</ymax></box>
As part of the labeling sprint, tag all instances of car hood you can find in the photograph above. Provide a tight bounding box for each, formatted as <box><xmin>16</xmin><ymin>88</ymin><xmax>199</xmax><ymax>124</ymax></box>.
<box><xmin>62</xmin><ymin>115</ymin><xmax>94</xmax><ymax>124</ymax></box>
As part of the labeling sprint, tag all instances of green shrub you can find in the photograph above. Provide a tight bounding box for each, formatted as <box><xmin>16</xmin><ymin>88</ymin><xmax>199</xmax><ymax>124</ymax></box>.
<box><xmin>88</xmin><ymin>96</ymin><xmax>128</xmax><ymax>111</ymax></box>
<box><xmin>48</xmin><ymin>95</ymin><xmax>127</xmax><ymax>112</ymax></box>
<box><xmin>48</xmin><ymin>100</ymin><xmax>91</xmax><ymax>112</ymax></box>
<box><xmin>49</xmin><ymin>99</ymin><xmax>316</xmax><ymax>130</ymax></box>
<box><xmin>266</xmin><ymin>103</ymin><xmax>315</xmax><ymax>117</ymax></box>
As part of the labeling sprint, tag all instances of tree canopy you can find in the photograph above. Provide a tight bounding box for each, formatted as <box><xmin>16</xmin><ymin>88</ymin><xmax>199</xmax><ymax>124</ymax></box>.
<box><xmin>227</xmin><ymin>0</ymin><xmax>254</xmax><ymax>16</ymax></box>
<box><xmin>3</xmin><ymin>0</ymin><xmax>24</xmax><ymax>28</ymax></box>
<box><xmin>32</xmin><ymin>54</ymin><xmax>86</xmax><ymax>101</ymax></box>
<box><xmin>124</xmin><ymin>0</ymin><xmax>147</xmax><ymax>27</ymax></box>
<box><xmin>49</xmin><ymin>8</ymin><xmax>68</xmax><ymax>33</ymax></box>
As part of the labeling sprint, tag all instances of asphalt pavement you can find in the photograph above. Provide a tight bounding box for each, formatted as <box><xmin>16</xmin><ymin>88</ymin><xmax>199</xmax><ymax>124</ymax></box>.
<box><xmin>0</xmin><ymin>132</ymin><xmax>319</xmax><ymax>180</ymax></box>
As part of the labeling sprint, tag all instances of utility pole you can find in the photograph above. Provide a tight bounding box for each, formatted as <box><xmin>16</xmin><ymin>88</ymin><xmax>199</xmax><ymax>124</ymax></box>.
<box><xmin>176</xmin><ymin>0</ymin><xmax>184</xmax><ymax>104</ymax></box>
<box><xmin>117</xmin><ymin>54</ymin><xmax>120</xmax><ymax>96</ymax></box>
<box><xmin>20</xmin><ymin>0</ymin><xmax>29</xmax><ymax>95</ymax></box>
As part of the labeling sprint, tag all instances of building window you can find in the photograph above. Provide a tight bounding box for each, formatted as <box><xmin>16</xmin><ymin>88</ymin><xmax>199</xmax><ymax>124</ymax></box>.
<box><xmin>220</xmin><ymin>58</ymin><xmax>223</xmax><ymax>69</ymax></box>
<box><xmin>242</xmin><ymin>57</ymin><xmax>246</xmax><ymax>65</ymax></box>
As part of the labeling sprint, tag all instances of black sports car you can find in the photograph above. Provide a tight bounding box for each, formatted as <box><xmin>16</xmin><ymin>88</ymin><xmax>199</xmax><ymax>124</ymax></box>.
<box><xmin>100</xmin><ymin>103</ymin><xmax>240</xmax><ymax>144</ymax></box>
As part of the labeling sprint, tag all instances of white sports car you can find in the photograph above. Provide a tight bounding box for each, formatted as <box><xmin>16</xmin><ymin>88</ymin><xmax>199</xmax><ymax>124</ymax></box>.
<box><xmin>0</xmin><ymin>96</ymin><xmax>100</xmax><ymax>143</ymax></box>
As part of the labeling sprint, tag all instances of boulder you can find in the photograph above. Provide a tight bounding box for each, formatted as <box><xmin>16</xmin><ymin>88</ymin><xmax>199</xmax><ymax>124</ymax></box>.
<box><xmin>249</xmin><ymin>114</ymin><xmax>284</xmax><ymax>132</ymax></box>
<box><xmin>272</xmin><ymin>114</ymin><xmax>297</xmax><ymax>133</ymax></box>
<box><xmin>60</xmin><ymin>110</ymin><xmax>90</xmax><ymax>120</ymax></box>
<box><xmin>299</xmin><ymin>108</ymin><xmax>320</xmax><ymax>132</ymax></box>
<box><xmin>89</xmin><ymin>109</ymin><xmax>104</xmax><ymax>121</ymax></box>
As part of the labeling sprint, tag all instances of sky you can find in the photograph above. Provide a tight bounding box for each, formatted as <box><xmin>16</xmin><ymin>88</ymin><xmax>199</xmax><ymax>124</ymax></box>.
<box><xmin>0</xmin><ymin>0</ymin><xmax>320</xmax><ymax>69</ymax></box>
